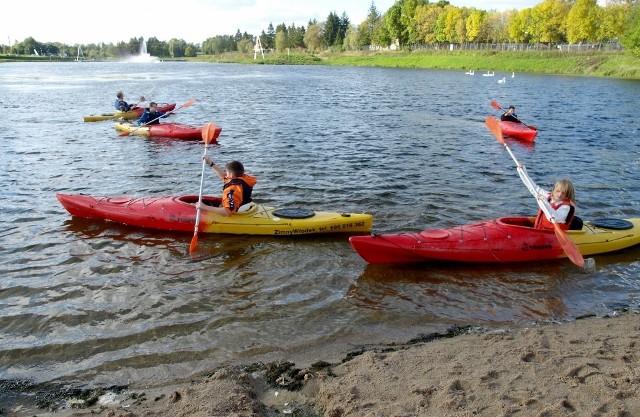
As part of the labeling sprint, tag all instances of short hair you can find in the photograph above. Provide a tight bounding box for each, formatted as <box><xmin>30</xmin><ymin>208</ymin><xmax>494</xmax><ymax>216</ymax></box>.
<box><xmin>149</xmin><ymin>102</ymin><xmax>157</xmax><ymax>107</ymax></box>
<box><xmin>508</xmin><ymin>105</ymin><xmax>515</xmax><ymax>110</ymax></box>
<box><xmin>226</xmin><ymin>161</ymin><xmax>245</xmax><ymax>176</ymax></box>
<box><xmin>553</xmin><ymin>179</ymin><xmax>576</xmax><ymax>203</ymax></box>
<box><xmin>116</xmin><ymin>91</ymin><xmax>124</xmax><ymax>99</ymax></box>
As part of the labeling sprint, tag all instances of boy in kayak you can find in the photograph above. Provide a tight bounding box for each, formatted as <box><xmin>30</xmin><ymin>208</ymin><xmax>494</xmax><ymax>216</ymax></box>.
<box><xmin>517</xmin><ymin>164</ymin><xmax>578</xmax><ymax>230</ymax></box>
<box><xmin>136</xmin><ymin>102</ymin><xmax>168</xmax><ymax>125</ymax></box>
<box><xmin>196</xmin><ymin>159</ymin><xmax>257</xmax><ymax>217</ymax></box>
<box><xmin>501</xmin><ymin>105</ymin><xmax>520</xmax><ymax>123</ymax></box>
<box><xmin>114</xmin><ymin>91</ymin><xmax>132</xmax><ymax>111</ymax></box>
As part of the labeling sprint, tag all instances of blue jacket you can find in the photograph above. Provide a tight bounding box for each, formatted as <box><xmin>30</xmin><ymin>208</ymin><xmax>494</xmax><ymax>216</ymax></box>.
<box><xmin>137</xmin><ymin>110</ymin><xmax>167</xmax><ymax>125</ymax></box>
<box><xmin>115</xmin><ymin>99</ymin><xmax>131</xmax><ymax>111</ymax></box>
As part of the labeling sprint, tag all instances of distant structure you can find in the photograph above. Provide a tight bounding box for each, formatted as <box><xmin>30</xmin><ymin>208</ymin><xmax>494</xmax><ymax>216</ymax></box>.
<box><xmin>75</xmin><ymin>46</ymin><xmax>85</xmax><ymax>62</ymax></box>
<box><xmin>254</xmin><ymin>37</ymin><xmax>264</xmax><ymax>60</ymax></box>
<box><xmin>128</xmin><ymin>37</ymin><xmax>160</xmax><ymax>63</ymax></box>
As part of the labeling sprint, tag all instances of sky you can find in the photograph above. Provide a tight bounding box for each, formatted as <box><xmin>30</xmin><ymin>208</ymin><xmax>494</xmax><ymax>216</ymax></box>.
<box><xmin>5</xmin><ymin>0</ymin><xmax>541</xmax><ymax>46</ymax></box>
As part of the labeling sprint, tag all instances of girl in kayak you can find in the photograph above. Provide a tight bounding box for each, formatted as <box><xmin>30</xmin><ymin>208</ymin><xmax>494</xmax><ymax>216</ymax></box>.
<box><xmin>501</xmin><ymin>105</ymin><xmax>520</xmax><ymax>123</ymax></box>
<box><xmin>196</xmin><ymin>159</ymin><xmax>257</xmax><ymax>217</ymax></box>
<box><xmin>136</xmin><ymin>102</ymin><xmax>168</xmax><ymax>125</ymax></box>
<box><xmin>517</xmin><ymin>164</ymin><xmax>577</xmax><ymax>230</ymax></box>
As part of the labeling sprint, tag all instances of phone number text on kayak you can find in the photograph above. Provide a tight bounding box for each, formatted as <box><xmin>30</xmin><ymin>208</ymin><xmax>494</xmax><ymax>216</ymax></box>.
<box><xmin>273</xmin><ymin>222</ymin><xmax>366</xmax><ymax>235</ymax></box>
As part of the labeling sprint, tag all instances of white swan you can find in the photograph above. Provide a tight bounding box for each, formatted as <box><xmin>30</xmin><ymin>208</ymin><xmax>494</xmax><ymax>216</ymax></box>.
<box><xmin>498</xmin><ymin>77</ymin><xmax>506</xmax><ymax>84</ymax></box>
<box><xmin>483</xmin><ymin>70</ymin><xmax>495</xmax><ymax>77</ymax></box>
<box><xmin>511</xmin><ymin>72</ymin><xmax>515</xmax><ymax>78</ymax></box>
<box><xmin>465</xmin><ymin>70</ymin><xmax>474</xmax><ymax>75</ymax></box>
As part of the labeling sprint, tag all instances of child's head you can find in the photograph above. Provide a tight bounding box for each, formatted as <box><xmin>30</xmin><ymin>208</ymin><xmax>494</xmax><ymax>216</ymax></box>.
<box><xmin>508</xmin><ymin>105</ymin><xmax>515</xmax><ymax>113</ymax></box>
<box><xmin>116</xmin><ymin>91</ymin><xmax>124</xmax><ymax>99</ymax></box>
<box><xmin>225</xmin><ymin>161</ymin><xmax>245</xmax><ymax>177</ymax></box>
<box><xmin>553</xmin><ymin>179</ymin><xmax>575</xmax><ymax>203</ymax></box>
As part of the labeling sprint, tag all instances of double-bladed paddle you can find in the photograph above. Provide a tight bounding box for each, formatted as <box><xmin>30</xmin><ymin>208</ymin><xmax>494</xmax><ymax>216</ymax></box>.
<box><xmin>118</xmin><ymin>98</ymin><xmax>196</xmax><ymax>137</ymax></box>
<box><xmin>484</xmin><ymin>116</ymin><xmax>585</xmax><ymax>267</ymax></box>
<box><xmin>490</xmin><ymin>100</ymin><xmax>536</xmax><ymax>130</ymax></box>
<box><xmin>189</xmin><ymin>122</ymin><xmax>222</xmax><ymax>254</ymax></box>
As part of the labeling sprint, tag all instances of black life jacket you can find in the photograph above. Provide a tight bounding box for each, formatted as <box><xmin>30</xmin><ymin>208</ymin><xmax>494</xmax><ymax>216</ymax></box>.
<box><xmin>223</xmin><ymin>177</ymin><xmax>253</xmax><ymax>209</ymax></box>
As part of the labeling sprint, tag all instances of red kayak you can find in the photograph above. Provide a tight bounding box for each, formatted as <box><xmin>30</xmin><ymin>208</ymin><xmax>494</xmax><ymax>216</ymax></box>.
<box><xmin>56</xmin><ymin>193</ymin><xmax>373</xmax><ymax>236</ymax></box>
<box><xmin>114</xmin><ymin>122</ymin><xmax>213</xmax><ymax>140</ymax></box>
<box><xmin>500</xmin><ymin>121</ymin><xmax>538</xmax><ymax>141</ymax></box>
<box><xmin>349</xmin><ymin>216</ymin><xmax>640</xmax><ymax>264</ymax></box>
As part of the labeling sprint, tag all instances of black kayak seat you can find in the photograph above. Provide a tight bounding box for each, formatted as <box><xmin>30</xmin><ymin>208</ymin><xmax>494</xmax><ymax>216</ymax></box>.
<box><xmin>589</xmin><ymin>218</ymin><xmax>634</xmax><ymax>230</ymax></box>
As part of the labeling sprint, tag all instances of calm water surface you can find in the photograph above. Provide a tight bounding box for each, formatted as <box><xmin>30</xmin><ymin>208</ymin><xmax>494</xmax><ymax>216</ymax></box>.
<box><xmin>1</xmin><ymin>62</ymin><xmax>640</xmax><ymax>388</ymax></box>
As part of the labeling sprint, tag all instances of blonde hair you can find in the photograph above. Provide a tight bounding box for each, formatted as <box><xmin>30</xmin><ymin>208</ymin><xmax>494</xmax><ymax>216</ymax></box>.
<box><xmin>553</xmin><ymin>179</ymin><xmax>576</xmax><ymax>203</ymax></box>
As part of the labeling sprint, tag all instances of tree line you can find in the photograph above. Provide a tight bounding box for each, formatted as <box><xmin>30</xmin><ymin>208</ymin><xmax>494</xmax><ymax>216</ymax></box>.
<box><xmin>3</xmin><ymin>0</ymin><xmax>640</xmax><ymax>59</ymax></box>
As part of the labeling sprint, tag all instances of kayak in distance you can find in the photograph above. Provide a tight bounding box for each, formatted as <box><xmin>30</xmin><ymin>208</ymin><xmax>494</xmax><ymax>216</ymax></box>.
<box><xmin>500</xmin><ymin>121</ymin><xmax>538</xmax><ymax>142</ymax></box>
<box><xmin>82</xmin><ymin>103</ymin><xmax>176</xmax><ymax>122</ymax></box>
<box><xmin>114</xmin><ymin>122</ymin><xmax>211</xmax><ymax>140</ymax></box>
<box><xmin>56</xmin><ymin>193</ymin><xmax>373</xmax><ymax>236</ymax></box>
<box><xmin>349</xmin><ymin>216</ymin><xmax>640</xmax><ymax>264</ymax></box>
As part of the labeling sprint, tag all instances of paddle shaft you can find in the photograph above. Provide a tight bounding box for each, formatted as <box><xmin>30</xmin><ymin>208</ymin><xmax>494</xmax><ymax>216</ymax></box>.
<box><xmin>193</xmin><ymin>147</ymin><xmax>209</xmax><ymax>235</ymax></box>
<box><xmin>189</xmin><ymin>122</ymin><xmax>220</xmax><ymax>254</ymax></box>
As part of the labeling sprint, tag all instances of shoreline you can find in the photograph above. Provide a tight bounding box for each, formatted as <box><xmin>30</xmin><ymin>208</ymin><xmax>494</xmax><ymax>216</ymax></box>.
<box><xmin>4</xmin><ymin>50</ymin><xmax>640</xmax><ymax>79</ymax></box>
<box><xmin>4</xmin><ymin>308</ymin><xmax>639</xmax><ymax>416</ymax></box>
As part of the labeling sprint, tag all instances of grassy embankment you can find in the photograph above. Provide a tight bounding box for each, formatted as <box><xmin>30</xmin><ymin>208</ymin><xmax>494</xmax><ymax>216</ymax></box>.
<box><xmin>199</xmin><ymin>49</ymin><xmax>640</xmax><ymax>78</ymax></box>
<box><xmin>3</xmin><ymin>50</ymin><xmax>640</xmax><ymax>78</ymax></box>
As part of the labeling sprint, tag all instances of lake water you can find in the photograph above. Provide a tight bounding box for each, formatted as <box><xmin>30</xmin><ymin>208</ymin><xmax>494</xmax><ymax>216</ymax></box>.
<box><xmin>1</xmin><ymin>61</ymin><xmax>639</xmax><ymax>390</ymax></box>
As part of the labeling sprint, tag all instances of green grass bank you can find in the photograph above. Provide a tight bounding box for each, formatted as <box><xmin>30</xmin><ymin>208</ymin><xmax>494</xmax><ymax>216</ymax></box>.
<box><xmin>200</xmin><ymin>49</ymin><xmax>640</xmax><ymax>79</ymax></box>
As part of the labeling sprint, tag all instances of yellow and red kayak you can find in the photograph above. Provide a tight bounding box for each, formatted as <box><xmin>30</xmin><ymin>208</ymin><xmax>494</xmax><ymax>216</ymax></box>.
<box><xmin>350</xmin><ymin>216</ymin><xmax>640</xmax><ymax>264</ymax></box>
<box><xmin>83</xmin><ymin>103</ymin><xmax>176</xmax><ymax>122</ymax></box>
<box><xmin>56</xmin><ymin>193</ymin><xmax>373</xmax><ymax>236</ymax></box>
<box><xmin>114</xmin><ymin>122</ymin><xmax>209</xmax><ymax>140</ymax></box>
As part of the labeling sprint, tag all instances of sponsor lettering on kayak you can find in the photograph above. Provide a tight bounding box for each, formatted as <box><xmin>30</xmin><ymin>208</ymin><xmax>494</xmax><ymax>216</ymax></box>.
<box><xmin>521</xmin><ymin>242</ymin><xmax>554</xmax><ymax>251</ymax></box>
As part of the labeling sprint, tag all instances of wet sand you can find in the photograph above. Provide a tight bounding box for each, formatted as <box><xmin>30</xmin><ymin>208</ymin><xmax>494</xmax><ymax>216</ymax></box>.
<box><xmin>7</xmin><ymin>310</ymin><xmax>639</xmax><ymax>417</ymax></box>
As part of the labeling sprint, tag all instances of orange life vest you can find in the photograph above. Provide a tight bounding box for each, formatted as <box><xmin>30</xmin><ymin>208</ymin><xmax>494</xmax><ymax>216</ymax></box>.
<box><xmin>534</xmin><ymin>197</ymin><xmax>575</xmax><ymax>230</ymax></box>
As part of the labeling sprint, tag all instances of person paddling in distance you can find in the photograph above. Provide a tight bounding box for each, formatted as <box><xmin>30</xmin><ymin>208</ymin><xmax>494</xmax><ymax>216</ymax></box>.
<box><xmin>501</xmin><ymin>105</ymin><xmax>520</xmax><ymax>123</ymax></box>
<box><xmin>517</xmin><ymin>163</ymin><xmax>580</xmax><ymax>230</ymax></box>
<box><xmin>195</xmin><ymin>158</ymin><xmax>257</xmax><ymax>217</ymax></box>
<box><xmin>136</xmin><ymin>102</ymin><xmax>168</xmax><ymax>125</ymax></box>
<box><xmin>114</xmin><ymin>91</ymin><xmax>131</xmax><ymax>111</ymax></box>
<box><xmin>114</xmin><ymin>92</ymin><xmax>145</xmax><ymax>111</ymax></box>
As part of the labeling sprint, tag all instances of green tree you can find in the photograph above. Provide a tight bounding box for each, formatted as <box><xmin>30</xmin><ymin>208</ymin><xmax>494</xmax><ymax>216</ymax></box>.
<box><xmin>304</xmin><ymin>21</ymin><xmax>324</xmax><ymax>52</ymax></box>
<box><xmin>466</xmin><ymin>10</ymin><xmax>486</xmax><ymax>43</ymax></box>
<box><xmin>598</xmin><ymin>3</ymin><xmax>630</xmax><ymax>42</ymax></box>
<box><xmin>275</xmin><ymin>25</ymin><xmax>288</xmax><ymax>53</ymax></box>
<box><xmin>508</xmin><ymin>8</ymin><xmax>533</xmax><ymax>43</ymax></box>
<box><xmin>324</xmin><ymin>12</ymin><xmax>341</xmax><ymax>47</ymax></box>
<box><xmin>385</xmin><ymin>2</ymin><xmax>405</xmax><ymax>46</ymax></box>
<box><xmin>343</xmin><ymin>25</ymin><xmax>360</xmax><ymax>50</ymax></box>
<box><xmin>622</xmin><ymin>2</ymin><xmax>640</xmax><ymax>55</ymax></box>
<box><xmin>529</xmin><ymin>0</ymin><xmax>569</xmax><ymax>44</ymax></box>
<box><xmin>414</xmin><ymin>4</ymin><xmax>443</xmax><ymax>44</ymax></box>
<box><xmin>566</xmin><ymin>0</ymin><xmax>601</xmax><ymax>43</ymax></box>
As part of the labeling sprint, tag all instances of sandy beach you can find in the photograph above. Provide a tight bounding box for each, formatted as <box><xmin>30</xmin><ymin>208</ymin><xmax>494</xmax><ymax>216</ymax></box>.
<box><xmin>7</xmin><ymin>309</ymin><xmax>639</xmax><ymax>417</ymax></box>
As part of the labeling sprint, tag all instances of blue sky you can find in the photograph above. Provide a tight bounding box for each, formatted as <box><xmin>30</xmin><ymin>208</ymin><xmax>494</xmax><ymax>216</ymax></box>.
<box><xmin>5</xmin><ymin>0</ymin><xmax>541</xmax><ymax>46</ymax></box>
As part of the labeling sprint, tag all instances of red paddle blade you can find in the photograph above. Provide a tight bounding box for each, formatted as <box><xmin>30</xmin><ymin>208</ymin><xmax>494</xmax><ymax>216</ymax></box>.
<box><xmin>180</xmin><ymin>98</ymin><xmax>197</xmax><ymax>109</ymax></box>
<box><xmin>189</xmin><ymin>233</ymin><xmax>198</xmax><ymax>254</ymax></box>
<box><xmin>484</xmin><ymin>116</ymin><xmax>505</xmax><ymax>145</ymax></box>
<box><xmin>490</xmin><ymin>100</ymin><xmax>502</xmax><ymax>111</ymax></box>
<box><xmin>201</xmin><ymin>122</ymin><xmax>222</xmax><ymax>145</ymax></box>
<box><xmin>553</xmin><ymin>223</ymin><xmax>585</xmax><ymax>267</ymax></box>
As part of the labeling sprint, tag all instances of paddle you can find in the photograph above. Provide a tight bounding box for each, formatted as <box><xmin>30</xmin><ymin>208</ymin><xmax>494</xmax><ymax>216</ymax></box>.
<box><xmin>189</xmin><ymin>122</ymin><xmax>221</xmax><ymax>254</ymax></box>
<box><xmin>484</xmin><ymin>116</ymin><xmax>585</xmax><ymax>267</ymax></box>
<box><xmin>119</xmin><ymin>98</ymin><xmax>196</xmax><ymax>137</ymax></box>
<box><xmin>490</xmin><ymin>100</ymin><xmax>536</xmax><ymax>130</ymax></box>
